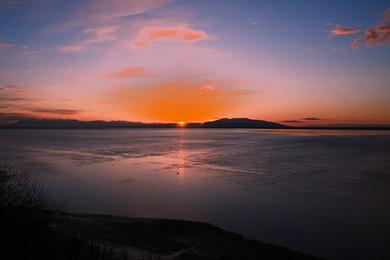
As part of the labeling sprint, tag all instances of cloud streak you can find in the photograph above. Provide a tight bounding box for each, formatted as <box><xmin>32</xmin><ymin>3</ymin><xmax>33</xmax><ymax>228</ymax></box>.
<box><xmin>132</xmin><ymin>24</ymin><xmax>209</xmax><ymax>48</ymax></box>
<box><xmin>57</xmin><ymin>25</ymin><xmax>117</xmax><ymax>52</ymax></box>
<box><xmin>48</xmin><ymin>0</ymin><xmax>171</xmax><ymax>32</ymax></box>
<box><xmin>302</xmin><ymin>117</ymin><xmax>322</xmax><ymax>121</ymax></box>
<box><xmin>330</xmin><ymin>9</ymin><xmax>390</xmax><ymax>49</ymax></box>
<box><xmin>281</xmin><ymin>120</ymin><xmax>304</xmax><ymax>123</ymax></box>
<box><xmin>0</xmin><ymin>41</ymin><xmax>13</xmax><ymax>49</ymax></box>
<box><xmin>0</xmin><ymin>0</ymin><xmax>26</xmax><ymax>7</ymax></box>
<box><xmin>105</xmin><ymin>67</ymin><xmax>152</xmax><ymax>79</ymax></box>
<box><xmin>196</xmin><ymin>79</ymin><xmax>247</xmax><ymax>93</ymax></box>
<box><xmin>330</xmin><ymin>26</ymin><xmax>360</xmax><ymax>36</ymax></box>
<box><xmin>31</xmin><ymin>108</ymin><xmax>81</xmax><ymax>115</ymax></box>
<box><xmin>351</xmin><ymin>24</ymin><xmax>390</xmax><ymax>49</ymax></box>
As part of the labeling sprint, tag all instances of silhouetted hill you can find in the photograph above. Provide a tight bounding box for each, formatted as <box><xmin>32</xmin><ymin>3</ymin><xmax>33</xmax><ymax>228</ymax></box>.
<box><xmin>203</xmin><ymin>118</ymin><xmax>287</xmax><ymax>129</ymax></box>
<box><xmin>4</xmin><ymin>117</ymin><xmax>387</xmax><ymax>130</ymax></box>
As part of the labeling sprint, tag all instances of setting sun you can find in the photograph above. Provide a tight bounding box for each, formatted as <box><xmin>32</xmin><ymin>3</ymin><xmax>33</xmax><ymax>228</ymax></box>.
<box><xmin>177</xmin><ymin>121</ymin><xmax>186</xmax><ymax>127</ymax></box>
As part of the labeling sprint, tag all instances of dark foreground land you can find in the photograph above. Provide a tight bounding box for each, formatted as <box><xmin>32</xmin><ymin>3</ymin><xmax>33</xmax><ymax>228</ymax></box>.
<box><xmin>49</xmin><ymin>212</ymin><xmax>318</xmax><ymax>260</ymax></box>
<box><xmin>1</xmin><ymin>166</ymin><xmax>318</xmax><ymax>260</ymax></box>
<box><xmin>2</xmin><ymin>210</ymin><xmax>319</xmax><ymax>260</ymax></box>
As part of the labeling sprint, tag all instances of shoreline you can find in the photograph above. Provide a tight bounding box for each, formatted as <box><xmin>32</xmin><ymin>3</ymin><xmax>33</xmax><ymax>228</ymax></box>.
<box><xmin>50</xmin><ymin>211</ymin><xmax>320</xmax><ymax>259</ymax></box>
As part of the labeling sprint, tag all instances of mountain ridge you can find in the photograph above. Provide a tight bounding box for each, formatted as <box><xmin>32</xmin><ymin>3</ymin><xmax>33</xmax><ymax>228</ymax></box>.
<box><xmin>1</xmin><ymin>117</ymin><xmax>389</xmax><ymax>130</ymax></box>
<box><xmin>1</xmin><ymin>117</ymin><xmax>286</xmax><ymax>129</ymax></box>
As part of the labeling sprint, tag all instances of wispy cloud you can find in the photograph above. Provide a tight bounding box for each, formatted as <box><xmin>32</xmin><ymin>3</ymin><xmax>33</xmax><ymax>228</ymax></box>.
<box><xmin>196</xmin><ymin>79</ymin><xmax>247</xmax><ymax>93</ymax></box>
<box><xmin>105</xmin><ymin>67</ymin><xmax>152</xmax><ymax>79</ymax></box>
<box><xmin>31</xmin><ymin>108</ymin><xmax>81</xmax><ymax>115</ymax></box>
<box><xmin>351</xmin><ymin>24</ymin><xmax>390</xmax><ymax>49</ymax></box>
<box><xmin>47</xmin><ymin>0</ymin><xmax>171</xmax><ymax>32</ymax></box>
<box><xmin>57</xmin><ymin>44</ymin><xmax>85</xmax><ymax>53</ymax></box>
<box><xmin>0</xmin><ymin>96</ymin><xmax>30</xmax><ymax>102</ymax></box>
<box><xmin>132</xmin><ymin>24</ymin><xmax>209</xmax><ymax>48</ymax></box>
<box><xmin>57</xmin><ymin>25</ymin><xmax>117</xmax><ymax>52</ymax></box>
<box><xmin>364</xmin><ymin>25</ymin><xmax>390</xmax><ymax>44</ymax></box>
<box><xmin>0</xmin><ymin>41</ymin><xmax>13</xmax><ymax>49</ymax></box>
<box><xmin>302</xmin><ymin>117</ymin><xmax>322</xmax><ymax>121</ymax></box>
<box><xmin>0</xmin><ymin>84</ymin><xmax>38</xmax><ymax>106</ymax></box>
<box><xmin>331</xmin><ymin>8</ymin><xmax>390</xmax><ymax>49</ymax></box>
<box><xmin>281</xmin><ymin>118</ymin><xmax>323</xmax><ymax>124</ymax></box>
<box><xmin>330</xmin><ymin>26</ymin><xmax>360</xmax><ymax>36</ymax></box>
<box><xmin>350</xmin><ymin>38</ymin><xmax>361</xmax><ymax>49</ymax></box>
<box><xmin>230</xmin><ymin>79</ymin><xmax>247</xmax><ymax>84</ymax></box>
<box><xmin>281</xmin><ymin>120</ymin><xmax>304</xmax><ymax>123</ymax></box>
<box><xmin>197</xmin><ymin>84</ymin><xmax>216</xmax><ymax>92</ymax></box>
<box><xmin>0</xmin><ymin>0</ymin><xmax>26</xmax><ymax>7</ymax></box>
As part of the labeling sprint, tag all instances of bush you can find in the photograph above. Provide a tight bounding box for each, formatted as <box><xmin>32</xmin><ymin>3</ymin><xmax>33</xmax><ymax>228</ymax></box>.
<box><xmin>0</xmin><ymin>165</ymin><xmax>141</xmax><ymax>260</ymax></box>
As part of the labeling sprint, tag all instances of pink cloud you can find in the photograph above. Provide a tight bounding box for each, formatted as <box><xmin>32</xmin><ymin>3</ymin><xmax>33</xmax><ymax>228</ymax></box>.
<box><xmin>365</xmin><ymin>25</ymin><xmax>390</xmax><ymax>44</ymax></box>
<box><xmin>197</xmin><ymin>84</ymin><xmax>216</xmax><ymax>92</ymax></box>
<box><xmin>351</xmin><ymin>38</ymin><xmax>361</xmax><ymax>49</ymax></box>
<box><xmin>132</xmin><ymin>24</ymin><xmax>209</xmax><ymax>48</ymax></box>
<box><xmin>57</xmin><ymin>44</ymin><xmax>86</xmax><ymax>53</ymax></box>
<box><xmin>105</xmin><ymin>67</ymin><xmax>152</xmax><ymax>79</ymax></box>
<box><xmin>83</xmin><ymin>25</ymin><xmax>117</xmax><ymax>39</ymax></box>
<box><xmin>352</xmin><ymin>24</ymin><xmax>390</xmax><ymax>49</ymax></box>
<box><xmin>332</xmin><ymin>9</ymin><xmax>390</xmax><ymax>49</ymax></box>
<box><xmin>330</xmin><ymin>26</ymin><xmax>360</xmax><ymax>36</ymax></box>
<box><xmin>205</xmin><ymin>79</ymin><xmax>223</xmax><ymax>84</ymax></box>
<box><xmin>375</xmin><ymin>24</ymin><xmax>390</xmax><ymax>33</ymax></box>
<box><xmin>196</xmin><ymin>78</ymin><xmax>246</xmax><ymax>92</ymax></box>
<box><xmin>0</xmin><ymin>41</ymin><xmax>13</xmax><ymax>49</ymax></box>
<box><xmin>230</xmin><ymin>79</ymin><xmax>247</xmax><ymax>84</ymax></box>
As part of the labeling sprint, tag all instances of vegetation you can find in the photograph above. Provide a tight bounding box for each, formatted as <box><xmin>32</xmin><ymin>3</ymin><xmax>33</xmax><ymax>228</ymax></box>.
<box><xmin>0</xmin><ymin>165</ymin><xmax>137</xmax><ymax>260</ymax></box>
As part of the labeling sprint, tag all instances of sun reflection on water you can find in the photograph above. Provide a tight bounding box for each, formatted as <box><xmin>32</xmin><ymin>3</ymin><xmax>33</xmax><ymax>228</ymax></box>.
<box><xmin>177</xmin><ymin>131</ymin><xmax>186</xmax><ymax>176</ymax></box>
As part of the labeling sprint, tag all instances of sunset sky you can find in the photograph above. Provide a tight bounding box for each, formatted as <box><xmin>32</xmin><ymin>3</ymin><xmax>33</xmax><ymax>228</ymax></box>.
<box><xmin>0</xmin><ymin>0</ymin><xmax>389</xmax><ymax>125</ymax></box>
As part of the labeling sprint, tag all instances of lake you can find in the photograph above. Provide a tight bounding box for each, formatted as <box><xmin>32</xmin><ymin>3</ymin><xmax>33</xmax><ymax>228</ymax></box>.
<box><xmin>1</xmin><ymin>129</ymin><xmax>389</xmax><ymax>259</ymax></box>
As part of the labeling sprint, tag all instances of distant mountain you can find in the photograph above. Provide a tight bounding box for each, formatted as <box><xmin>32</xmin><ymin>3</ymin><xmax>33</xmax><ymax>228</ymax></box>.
<box><xmin>2</xmin><ymin>117</ymin><xmax>389</xmax><ymax>130</ymax></box>
<box><xmin>203</xmin><ymin>118</ymin><xmax>287</xmax><ymax>128</ymax></box>
<box><xmin>1</xmin><ymin>118</ymin><xmax>288</xmax><ymax>129</ymax></box>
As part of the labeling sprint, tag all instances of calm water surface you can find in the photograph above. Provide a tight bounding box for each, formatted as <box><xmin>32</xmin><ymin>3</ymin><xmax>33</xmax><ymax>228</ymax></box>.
<box><xmin>1</xmin><ymin>129</ymin><xmax>390</xmax><ymax>259</ymax></box>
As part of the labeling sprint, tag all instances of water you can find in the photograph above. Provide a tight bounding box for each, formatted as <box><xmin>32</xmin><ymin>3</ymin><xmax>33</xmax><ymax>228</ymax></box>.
<box><xmin>1</xmin><ymin>129</ymin><xmax>390</xmax><ymax>259</ymax></box>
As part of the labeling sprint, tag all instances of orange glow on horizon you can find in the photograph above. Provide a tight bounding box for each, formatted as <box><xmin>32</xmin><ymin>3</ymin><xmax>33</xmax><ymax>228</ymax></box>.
<box><xmin>109</xmin><ymin>81</ymin><xmax>254</xmax><ymax>122</ymax></box>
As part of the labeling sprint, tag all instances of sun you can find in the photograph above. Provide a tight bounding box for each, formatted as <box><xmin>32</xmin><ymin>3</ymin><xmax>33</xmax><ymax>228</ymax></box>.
<box><xmin>177</xmin><ymin>121</ymin><xmax>186</xmax><ymax>128</ymax></box>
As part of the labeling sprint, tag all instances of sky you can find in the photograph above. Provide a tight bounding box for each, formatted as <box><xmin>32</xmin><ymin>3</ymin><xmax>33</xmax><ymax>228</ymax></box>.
<box><xmin>0</xmin><ymin>0</ymin><xmax>389</xmax><ymax>125</ymax></box>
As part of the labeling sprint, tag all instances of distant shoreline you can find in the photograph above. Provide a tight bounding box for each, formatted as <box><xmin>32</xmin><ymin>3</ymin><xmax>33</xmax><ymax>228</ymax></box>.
<box><xmin>1</xmin><ymin>117</ymin><xmax>389</xmax><ymax>130</ymax></box>
<box><xmin>1</xmin><ymin>126</ymin><xmax>390</xmax><ymax>130</ymax></box>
